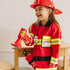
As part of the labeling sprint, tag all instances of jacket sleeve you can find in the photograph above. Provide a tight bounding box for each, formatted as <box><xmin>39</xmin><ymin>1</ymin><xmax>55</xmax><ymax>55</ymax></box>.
<box><xmin>50</xmin><ymin>24</ymin><xmax>62</xmax><ymax>64</ymax></box>
<box><xmin>25</xmin><ymin>25</ymin><xmax>34</xmax><ymax>46</ymax></box>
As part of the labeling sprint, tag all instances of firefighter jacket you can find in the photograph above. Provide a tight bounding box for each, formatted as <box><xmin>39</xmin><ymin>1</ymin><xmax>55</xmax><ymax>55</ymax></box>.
<box><xmin>27</xmin><ymin>20</ymin><xmax>62</xmax><ymax>70</ymax></box>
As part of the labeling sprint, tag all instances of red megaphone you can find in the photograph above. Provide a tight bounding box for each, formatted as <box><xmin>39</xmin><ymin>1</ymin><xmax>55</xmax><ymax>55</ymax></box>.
<box><xmin>11</xmin><ymin>28</ymin><xmax>31</xmax><ymax>49</ymax></box>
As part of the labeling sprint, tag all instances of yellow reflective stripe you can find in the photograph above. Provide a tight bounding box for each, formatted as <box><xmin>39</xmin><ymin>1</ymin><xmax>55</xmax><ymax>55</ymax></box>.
<box><xmin>43</xmin><ymin>36</ymin><xmax>51</xmax><ymax>41</ymax></box>
<box><xmin>51</xmin><ymin>57</ymin><xmax>58</xmax><ymax>60</ymax></box>
<box><xmin>50</xmin><ymin>61</ymin><xmax>58</xmax><ymax>64</ymax></box>
<box><xmin>34</xmin><ymin>43</ymin><xmax>41</xmax><ymax>45</ymax></box>
<box><xmin>51</xmin><ymin>42</ymin><xmax>61</xmax><ymax>45</ymax></box>
<box><xmin>34</xmin><ymin>39</ymin><xmax>41</xmax><ymax>42</ymax></box>
<box><xmin>29</xmin><ymin>33</ymin><xmax>34</xmax><ymax>36</ymax></box>
<box><xmin>51</xmin><ymin>38</ymin><xmax>61</xmax><ymax>41</ymax></box>
<box><xmin>50</xmin><ymin>57</ymin><xmax>58</xmax><ymax>64</ymax></box>
<box><xmin>34</xmin><ymin>39</ymin><xmax>41</xmax><ymax>43</ymax></box>
<box><xmin>51</xmin><ymin>38</ymin><xmax>61</xmax><ymax>45</ymax></box>
<box><xmin>38</xmin><ymin>39</ymin><xmax>41</xmax><ymax>41</ymax></box>
<box><xmin>36</xmin><ymin>67</ymin><xmax>57</xmax><ymax>70</ymax></box>
<box><xmin>34</xmin><ymin>39</ymin><xmax>41</xmax><ymax>45</ymax></box>
<box><xmin>34</xmin><ymin>39</ymin><xmax>51</xmax><ymax>46</ymax></box>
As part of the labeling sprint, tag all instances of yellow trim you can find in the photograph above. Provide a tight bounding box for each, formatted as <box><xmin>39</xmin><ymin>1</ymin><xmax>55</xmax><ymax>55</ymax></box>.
<box><xmin>50</xmin><ymin>61</ymin><xmax>58</xmax><ymax>64</ymax></box>
<box><xmin>34</xmin><ymin>39</ymin><xmax>51</xmax><ymax>46</ymax></box>
<box><xmin>38</xmin><ymin>39</ymin><xmax>41</xmax><ymax>41</ymax></box>
<box><xmin>29</xmin><ymin>33</ymin><xmax>34</xmax><ymax>36</ymax></box>
<box><xmin>43</xmin><ymin>36</ymin><xmax>51</xmax><ymax>41</ymax></box>
<box><xmin>34</xmin><ymin>43</ymin><xmax>41</xmax><ymax>45</ymax></box>
<box><xmin>34</xmin><ymin>39</ymin><xmax>41</xmax><ymax>45</ymax></box>
<box><xmin>36</xmin><ymin>67</ymin><xmax>57</xmax><ymax>70</ymax></box>
<box><xmin>51</xmin><ymin>38</ymin><xmax>61</xmax><ymax>45</ymax></box>
<box><xmin>51</xmin><ymin>57</ymin><xmax>58</xmax><ymax>60</ymax></box>
<box><xmin>50</xmin><ymin>57</ymin><xmax>58</xmax><ymax>64</ymax></box>
<box><xmin>51</xmin><ymin>38</ymin><xmax>61</xmax><ymax>41</ymax></box>
<box><xmin>51</xmin><ymin>42</ymin><xmax>61</xmax><ymax>45</ymax></box>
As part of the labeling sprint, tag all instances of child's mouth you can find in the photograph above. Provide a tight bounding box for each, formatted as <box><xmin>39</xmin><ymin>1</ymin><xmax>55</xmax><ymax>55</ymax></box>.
<box><xmin>37</xmin><ymin>15</ymin><xmax>42</xmax><ymax>18</ymax></box>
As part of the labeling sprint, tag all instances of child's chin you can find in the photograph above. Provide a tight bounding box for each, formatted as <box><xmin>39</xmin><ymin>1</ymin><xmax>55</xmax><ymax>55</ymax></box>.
<box><xmin>38</xmin><ymin>18</ymin><xmax>42</xmax><ymax>21</ymax></box>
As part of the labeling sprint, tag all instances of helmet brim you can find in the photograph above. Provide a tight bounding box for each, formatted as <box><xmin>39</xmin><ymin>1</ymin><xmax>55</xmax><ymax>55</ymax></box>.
<box><xmin>30</xmin><ymin>4</ymin><xmax>63</xmax><ymax>15</ymax></box>
<box><xmin>53</xmin><ymin>8</ymin><xmax>63</xmax><ymax>15</ymax></box>
<box><xmin>30</xmin><ymin>4</ymin><xmax>40</xmax><ymax>9</ymax></box>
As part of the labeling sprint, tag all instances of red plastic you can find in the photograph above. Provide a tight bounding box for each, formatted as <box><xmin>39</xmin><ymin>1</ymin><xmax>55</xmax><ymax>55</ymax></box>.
<box><xmin>11</xmin><ymin>28</ymin><xmax>31</xmax><ymax>49</ymax></box>
<box><xmin>30</xmin><ymin>0</ymin><xmax>63</xmax><ymax>15</ymax></box>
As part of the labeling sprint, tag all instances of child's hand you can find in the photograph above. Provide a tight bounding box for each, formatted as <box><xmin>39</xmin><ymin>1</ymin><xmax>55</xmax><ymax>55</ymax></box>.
<box><xmin>23</xmin><ymin>40</ymin><xmax>29</xmax><ymax>45</ymax></box>
<box><xmin>49</xmin><ymin>63</ymin><xmax>55</xmax><ymax>68</ymax></box>
<box><xmin>31</xmin><ymin>61</ymin><xmax>36</xmax><ymax>69</ymax></box>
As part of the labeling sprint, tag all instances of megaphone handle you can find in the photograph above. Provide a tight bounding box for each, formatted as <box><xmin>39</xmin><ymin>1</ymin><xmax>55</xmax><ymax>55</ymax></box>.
<box><xmin>23</xmin><ymin>35</ymin><xmax>31</xmax><ymax>42</ymax></box>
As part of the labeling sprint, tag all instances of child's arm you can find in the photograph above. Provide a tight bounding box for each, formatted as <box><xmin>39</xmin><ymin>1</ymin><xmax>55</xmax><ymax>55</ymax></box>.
<box><xmin>50</xmin><ymin>24</ymin><xmax>62</xmax><ymax>65</ymax></box>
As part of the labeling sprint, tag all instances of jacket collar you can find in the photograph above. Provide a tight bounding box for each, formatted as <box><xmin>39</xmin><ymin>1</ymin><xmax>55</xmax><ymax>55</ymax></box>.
<box><xmin>39</xmin><ymin>20</ymin><xmax>52</xmax><ymax>27</ymax></box>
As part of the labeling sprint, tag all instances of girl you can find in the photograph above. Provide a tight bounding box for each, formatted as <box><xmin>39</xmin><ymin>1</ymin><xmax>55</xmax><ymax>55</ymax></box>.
<box><xmin>23</xmin><ymin>0</ymin><xmax>62</xmax><ymax>70</ymax></box>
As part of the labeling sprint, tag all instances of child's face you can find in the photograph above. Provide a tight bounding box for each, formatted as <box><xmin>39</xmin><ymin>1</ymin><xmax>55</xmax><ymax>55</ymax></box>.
<box><xmin>35</xmin><ymin>6</ymin><xmax>52</xmax><ymax>21</ymax></box>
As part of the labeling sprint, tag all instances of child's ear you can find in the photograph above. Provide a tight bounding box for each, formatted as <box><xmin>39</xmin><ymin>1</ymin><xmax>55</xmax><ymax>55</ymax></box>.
<box><xmin>48</xmin><ymin>9</ymin><xmax>52</xmax><ymax>14</ymax></box>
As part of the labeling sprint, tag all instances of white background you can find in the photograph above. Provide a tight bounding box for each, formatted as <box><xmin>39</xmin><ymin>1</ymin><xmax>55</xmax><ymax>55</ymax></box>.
<box><xmin>0</xmin><ymin>0</ymin><xmax>70</xmax><ymax>67</ymax></box>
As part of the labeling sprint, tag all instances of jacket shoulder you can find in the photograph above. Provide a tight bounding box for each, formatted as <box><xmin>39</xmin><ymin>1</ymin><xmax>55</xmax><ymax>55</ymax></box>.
<box><xmin>51</xmin><ymin>22</ymin><xmax>60</xmax><ymax>32</ymax></box>
<box><xmin>51</xmin><ymin>23</ymin><xmax>59</xmax><ymax>29</ymax></box>
<box><xmin>29</xmin><ymin>22</ymin><xmax>37</xmax><ymax>28</ymax></box>
<box><xmin>29</xmin><ymin>22</ymin><xmax>37</xmax><ymax>32</ymax></box>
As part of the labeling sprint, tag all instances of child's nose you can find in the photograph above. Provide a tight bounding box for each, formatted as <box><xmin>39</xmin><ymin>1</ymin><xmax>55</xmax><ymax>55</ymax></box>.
<box><xmin>36</xmin><ymin>11</ymin><xmax>40</xmax><ymax>15</ymax></box>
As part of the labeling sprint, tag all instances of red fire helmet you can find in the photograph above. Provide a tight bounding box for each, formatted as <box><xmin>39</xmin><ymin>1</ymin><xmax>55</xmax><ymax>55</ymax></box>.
<box><xmin>30</xmin><ymin>0</ymin><xmax>63</xmax><ymax>15</ymax></box>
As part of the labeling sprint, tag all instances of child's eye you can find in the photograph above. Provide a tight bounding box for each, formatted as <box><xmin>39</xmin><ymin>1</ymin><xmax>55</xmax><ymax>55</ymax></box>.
<box><xmin>35</xmin><ymin>8</ymin><xmax>42</xmax><ymax>12</ymax></box>
<box><xmin>39</xmin><ymin>8</ymin><xmax>42</xmax><ymax>11</ymax></box>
